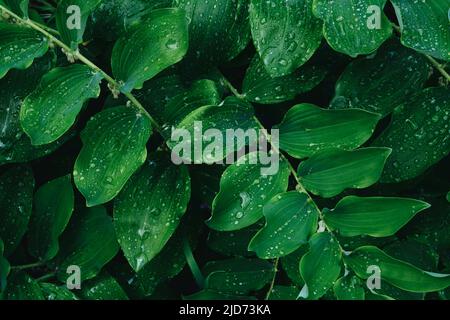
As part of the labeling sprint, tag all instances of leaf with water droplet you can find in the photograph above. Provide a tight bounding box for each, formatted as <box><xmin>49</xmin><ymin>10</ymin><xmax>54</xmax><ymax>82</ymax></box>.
<box><xmin>4</xmin><ymin>272</ymin><xmax>44</xmax><ymax>300</ymax></box>
<box><xmin>249</xmin><ymin>0</ymin><xmax>322</xmax><ymax>77</ymax></box>
<box><xmin>3</xmin><ymin>0</ymin><xmax>29</xmax><ymax>18</ymax></box>
<box><xmin>79</xmin><ymin>272</ymin><xmax>129</xmax><ymax>300</ymax></box>
<box><xmin>281</xmin><ymin>246</ymin><xmax>308</xmax><ymax>288</ymax></box>
<box><xmin>40</xmin><ymin>283</ymin><xmax>78</xmax><ymax>300</ymax></box>
<box><xmin>333</xmin><ymin>274</ymin><xmax>365</xmax><ymax>300</ymax></box>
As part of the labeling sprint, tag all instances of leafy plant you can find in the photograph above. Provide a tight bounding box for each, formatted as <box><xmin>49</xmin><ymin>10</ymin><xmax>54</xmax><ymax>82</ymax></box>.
<box><xmin>0</xmin><ymin>0</ymin><xmax>449</xmax><ymax>301</ymax></box>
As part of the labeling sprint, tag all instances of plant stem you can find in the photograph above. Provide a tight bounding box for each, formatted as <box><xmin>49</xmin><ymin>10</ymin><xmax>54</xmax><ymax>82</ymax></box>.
<box><xmin>35</xmin><ymin>272</ymin><xmax>56</xmax><ymax>282</ymax></box>
<box><xmin>182</xmin><ymin>238</ymin><xmax>205</xmax><ymax>289</ymax></box>
<box><xmin>264</xmin><ymin>258</ymin><xmax>279</xmax><ymax>300</ymax></box>
<box><xmin>11</xmin><ymin>261</ymin><xmax>45</xmax><ymax>271</ymax></box>
<box><xmin>0</xmin><ymin>4</ymin><xmax>163</xmax><ymax>133</ymax></box>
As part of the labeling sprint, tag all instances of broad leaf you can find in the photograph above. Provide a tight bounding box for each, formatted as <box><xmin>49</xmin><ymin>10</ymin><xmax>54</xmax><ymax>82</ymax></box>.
<box><xmin>345</xmin><ymin>246</ymin><xmax>450</xmax><ymax>293</ymax></box>
<box><xmin>391</xmin><ymin>0</ymin><xmax>450</xmax><ymax>61</ymax></box>
<box><xmin>373</xmin><ymin>87</ymin><xmax>450</xmax><ymax>183</ymax></box>
<box><xmin>0</xmin><ymin>22</ymin><xmax>49</xmax><ymax>78</ymax></box>
<box><xmin>40</xmin><ymin>283</ymin><xmax>78</xmax><ymax>300</ymax></box>
<box><xmin>4</xmin><ymin>272</ymin><xmax>44</xmax><ymax>300</ymax></box>
<box><xmin>333</xmin><ymin>275</ymin><xmax>365</xmax><ymax>300</ymax></box>
<box><xmin>184</xmin><ymin>290</ymin><xmax>256</xmax><ymax>300</ymax></box>
<box><xmin>249</xmin><ymin>0</ymin><xmax>322</xmax><ymax>77</ymax></box>
<box><xmin>3</xmin><ymin>0</ymin><xmax>29</xmax><ymax>17</ymax></box>
<box><xmin>323</xmin><ymin>196</ymin><xmax>431</xmax><ymax>237</ymax></box>
<box><xmin>111</xmin><ymin>8</ymin><xmax>189</xmax><ymax>93</ymax></box>
<box><xmin>0</xmin><ymin>165</ymin><xmax>34</xmax><ymax>256</ymax></box>
<box><xmin>281</xmin><ymin>246</ymin><xmax>308</xmax><ymax>287</ymax></box>
<box><xmin>74</xmin><ymin>106</ymin><xmax>152</xmax><ymax>207</ymax></box>
<box><xmin>249</xmin><ymin>191</ymin><xmax>319</xmax><ymax>259</ymax></box>
<box><xmin>28</xmin><ymin>175</ymin><xmax>75</xmax><ymax>261</ymax></box>
<box><xmin>269</xmin><ymin>286</ymin><xmax>299</xmax><ymax>300</ymax></box>
<box><xmin>79</xmin><ymin>272</ymin><xmax>129</xmax><ymax>300</ymax></box>
<box><xmin>312</xmin><ymin>0</ymin><xmax>392</xmax><ymax>57</ymax></box>
<box><xmin>207</xmin><ymin>152</ymin><xmax>290</xmax><ymax>231</ymax></box>
<box><xmin>54</xmin><ymin>206</ymin><xmax>119</xmax><ymax>282</ymax></box>
<box><xmin>56</xmin><ymin>0</ymin><xmax>102</xmax><ymax>50</ymax></box>
<box><xmin>278</xmin><ymin>103</ymin><xmax>381</xmax><ymax>159</ymax></box>
<box><xmin>297</xmin><ymin>148</ymin><xmax>391</xmax><ymax>198</ymax></box>
<box><xmin>114</xmin><ymin>153</ymin><xmax>191</xmax><ymax>272</ymax></box>
<box><xmin>330</xmin><ymin>40</ymin><xmax>430</xmax><ymax>117</ymax></box>
<box><xmin>20</xmin><ymin>64</ymin><xmax>103</xmax><ymax>145</ymax></box>
<box><xmin>299</xmin><ymin>232</ymin><xmax>342</xmax><ymax>300</ymax></box>
<box><xmin>242</xmin><ymin>55</ymin><xmax>327</xmax><ymax>105</ymax></box>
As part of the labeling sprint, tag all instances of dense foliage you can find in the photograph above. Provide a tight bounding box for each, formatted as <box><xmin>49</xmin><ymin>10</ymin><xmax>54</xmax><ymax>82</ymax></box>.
<box><xmin>0</xmin><ymin>0</ymin><xmax>449</xmax><ymax>300</ymax></box>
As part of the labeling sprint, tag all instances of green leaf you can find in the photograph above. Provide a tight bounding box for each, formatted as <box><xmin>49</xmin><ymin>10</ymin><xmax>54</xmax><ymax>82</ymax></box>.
<box><xmin>184</xmin><ymin>290</ymin><xmax>256</xmax><ymax>300</ymax></box>
<box><xmin>28</xmin><ymin>175</ymin><xmax>75</xmax><ymax>261</ymax></box>
<box><xmin>391</xmin><ymin>0</ymin><xmax>450</xmax><ymax>61</ymax></box>
<box><xmin>0</xmin><ymin>22</ymin><xmax>49</xmax><ymax>79</ymax></box>
<box><xmin>208</xmin><ymin>224</ymin><xmax>260</xmax><ymax>257</ymax></box>
<box><xmin>0</xmin><ymin>239</ymin><xmax>10</xmax><ymax>293</ymax></box>
<box><xmin>111</xmin><ymin>8</ymin><xmax>189</xmax><ymax>93</ymax></box>
<box><xmin>323</xmin><ymin>196</ymin><xmax>431</xmax><ymax>237</ymax></box>
<box><xmin>54</xmin><ymin>206</ymin><xmax>119</xmax><ymax>282</ymax></box>
<box><xmin>249</xmin><ymin>0</ymin><xmax>322</xmax><ymax>77</ymax></box>
<box><xmin>312</xmin><ymin>0</ymin><xmax>392</xmax><ymax>57</ymax></box>
<box><xmin>333</xmin><ymin>274</ymin><xmax>365</xmax><ymax>300</ymax></box>
<box><xmin>249</xmin><ymin>191</ymin><xmax>319</xmax><ymax>259</ymax></box>
<box><xmin>242</xmin><ymin>54</ymin><xmax>327</xmax><ymax>105</ymax></box>
<box><xmin>167</xmin><ymin>97</ymin><xmax>259</xmax><ymax>164</ymax></box>
<box><xmin>281</xmin><ymin>246</ymin><xmax>308</xmax><ymax>287</ymax></box>
<box><xmin>0</xmin><ymin>165</ymin><xmax>34</xmax><ymax>256</ymax></box>
<box><xmin>269</xmin><ymin>286</ymin><xmax>299</xmax><ymax>300</ymax></box>
<box><xmin>330</xmin><ymin>40</ymin><xmax>430</xmax><ymax>117</ymax></box>
<box><xmin>204</xmin><ymin>258</ymin><xmax>275</xmax><ymax>295</ymax></box>
<box><xmin>79</xmin><ymin>272</ymin><xmax>129</xmax><ymax>300</ymax></box>
<box><xmin>4</xmin><ymin>272</ymin><xmax>44</xmax><ymax>300</ymax></box>
<box><xmin>345</xmin><ymin>246</ymin><xmax>450</xmax><ymax>293</ymax></box>
<box><xmin>56</xmin><ymin>0</ymin><xmax>102</xmax><ymax>50</ymax></box>
<box><xmin>114</xmin><ymin>153</ymin><xmax>191</xmax><ymax>272</ymax></box>
<box><xmin>207</xmin><ymin>152</ymin><xmax>290</xmax><ymax>231</ymax></box>
<box><xmin>20</xmin><ymin>64</ymin><xmax>103</xmax><ymax>145</ymax></box>
<box><xmin>40</xmin><ymin>283</ymin><xmax>78</xmax><ymax>300</ymax></box>
<box><xmin>174</xmin><ymin>0</ymin><xmax>250</xmax><ymax>69</ymax></box>
<box><xmin>74</xmin><ymin>106</ymin><xmax>152</xmax><ymax>207</ymax></box>
<box><xmin>297</xmin><ymin>148</ymin><xmax>391</xmax><ymax>198</ymax></box>
<box><xmin>3</xmin><ymin>0</ymin><xmax>29</xmax><ymax>17</ymax></box>
<box><xmin>278</xmin><ymin>103</ymin><xmax>381</xmax><ymax>159</ymax></box>
<box><xmin>373</xmin><ymin>87</ymin><xmax>450</xmax><ymax>183</ymax></box>
<box><xmin>299</xmin><ymin>232</ymin><xmax>342</xmax><ymax>300</ymax></box>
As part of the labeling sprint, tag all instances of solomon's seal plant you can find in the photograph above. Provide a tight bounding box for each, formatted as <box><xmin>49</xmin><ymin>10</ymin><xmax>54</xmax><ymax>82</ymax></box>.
<box><xmin>0</xmin><ymin>0</ymin><xmax>449</xmax><ymax>301</ymax></box>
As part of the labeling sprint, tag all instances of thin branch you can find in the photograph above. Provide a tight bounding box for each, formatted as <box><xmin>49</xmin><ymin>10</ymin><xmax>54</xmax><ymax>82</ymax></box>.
<box><xmin>264</xmin><ymin>258</ymin><xmax>279</xmax><ymax>300</ymax></box>
<box><xmin>11</xmin><ymin>261</ymin><xmax>45</xmax><ymax>271</ymax></box>
<box><xmin>35</xmin><ymin>272</ymin><xmax>56</xmax><ymax>282</ymax></box>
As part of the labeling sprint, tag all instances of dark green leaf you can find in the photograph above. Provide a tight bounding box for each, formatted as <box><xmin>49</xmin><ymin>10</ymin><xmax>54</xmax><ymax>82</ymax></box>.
<box><xmin>0</xmin><ymin>239</ymin><xmax>10</xmax><ymax>293</ymax></box>
<box><xmin>79</xmin><ymin>272</ymin><xmax>129</xmax><ymax>300</ymax></box>
<box><xmin>3</xmin><ymin>0</ymin><xmax>29</xmax><ymax>18</ymax></box>
<box><xmin>5</xmin><ymin>272</ymin><xmax>44</xmax><ymax>300</ymax></box>
<box><xmin>208</xmin><ymin>224</ymin><xmax>260</xmax><ymax>257</ymax></box>
<box><xmin>281</xmin><ymin>246</ymin><xmax>308</xmax><ymax>287</ymax></box>
<box><xmin>40</xmin><ymin>283</ymin><xmax>78</xmax><ymax>300</ymax></box>
<box><xmin>333</xmin><ymin>274</ymin><xmax>365</xmax><ymax>300</ymax></box>
<box><xmin>184</xmin><ymin>290</ymin><xmax>256</xmax><ymax>300</ymax></box>
<box><xmin>269</xmin><ymin>286</ymin><xmax>299</xmax><ymax>300</ymax></box>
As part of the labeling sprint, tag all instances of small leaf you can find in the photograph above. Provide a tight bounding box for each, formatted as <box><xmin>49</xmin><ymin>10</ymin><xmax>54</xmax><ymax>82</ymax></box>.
<box><xmin>0</xmin><ymin>22</ymin><xmax>49</xmax><ymax>79</ymax></box>
<box><xmin>40</xmin><ymin>283</ymin><xmax>78</xmax><ymax>300</ymax></box>
<box><xmin>278</xmin><ymin>103</ymin><xmax>381</xmax><ymax>159</ymax></box>
<box><xmin>297</xmin><ymin>148</ymin><xmax>391</xmax><ymax>198</ymax></box>
<box><xmin>20</xmin><ymin>64</ymin><xmax>103</xmax><ymax>145</ymax></box>
<box><xmin>204</xmin><ymin>258</ymin><xmax>275</xmax><ymax>295</ymax></box>
<box><xmin>330</xmin><ymin>40</ymin><xmax>430</xmax><ymax>117</ymax></box>
<box><xmin>3</xmin><ymin>0</ymin><xmax>29</xmax><ymax>17</ymax></box>
<box><xmin>333</xmin><ymin>274</ymin><xmax>365</xmax><ymax>300</ymax></box>
<box><xmin>323</xmin><ymin>196</ymin><xmax>431</xmax><ymax>237</ymax></box>
<box><xmin>114</xmin><ymin>153</ymin><xmax>191</xmax><ymax>272</ymax></box>
<box><xmin>4</xmin><ymin>272</ymin><xmax>44</xmax><ymax>300</ymax></box>
<box><xmin>0</xmin><ymin>165</ymin><xmax>34</xmax><ymax>256</ymax></box>
<box><xmin>207</xmin><ymin>152</ymin><xmax>290</xmax><ymax>231</ymax></box>
<box><xmin>249</xmin><ymin>0</ymin><xmax>322</xmax><ymax>77</ymax></box>
<box><xmin>249</xmin><ymin>192</ymin><xmax>319</xmax><ymax>259</ymax></box>
<box><xmin>74</xmin><ymin>106</ymin><xmax>152</xmax><ymax>207</ymax></box>
<box><xmin>391</xmin><ymin>0</ymin><xmax>450</xmax><ymax>61</ymax></box>
<box><xmin>312</xmin><ymin>0</ymin><xmax>392</xmax><ymax>57</ymax></box>
<box><xmin>111</xmin><ymin>8</ymin><xmax>189</xmax><ymax>93</ymax></box>
<box><xmin>299</xmin><ymin>232</ymin><xmax>342</xmax><ymax>300</ymax></box>
<box><xmin>281</xmin><ymin>246</ymin><xmax>308</xmax><ymax>287</ymax></box>
<box><xmin>242</xmin><ymin>54</ymin><xmax>327</xmax><ymax>105</ymax></box>
<box><xmin>345</xmin><ymin>246</ymin><xmax>450</xmax><ymax>293</ymax></box>
<box><xmin>269</xmin><ymin>286</ymin><xmax>299</xmax><ymax>300</ymax></box>
<box><xmin>54</xmin><ymin>206</ymin><xmax>119</xmax><ymax>282</ymax></box>
<box><xmin>373</xmin><ymin>87</ymin><xmax>450</xmax><ymax>183</ymax></box>
<box><xmin>28</xmin><ymin>175</ymin><xmax>75</xmax><ymax>261</ymax></box>
<box><xmin>79</xmin><ymin>272</ymin><xmax>129</xmax><ymax>300</ymax></box>
<box><xmin>56</xmin><ymin>0</ymin><xmax>102</xmax><ymax>50</ymax></box>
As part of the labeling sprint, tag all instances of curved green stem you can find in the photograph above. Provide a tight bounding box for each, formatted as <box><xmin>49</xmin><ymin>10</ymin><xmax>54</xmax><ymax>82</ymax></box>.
<box><xmin>11</xmin><ymin>261</ymin><xmax>45</xmax><ymax>271</ymax></box>
<box><xmin>36</xmin><ymin>272</ymin><xmax>56</xmax><ymax>282</ymax></box>
<box><xmin>182</xmin><ymin>238</ymin><xmax>205</xmax><ymax>289</ymax></box>
<box><xmin>264</xmin><ymin>258</ymin><xmax>279</xmax><ymax>300</ymax></box>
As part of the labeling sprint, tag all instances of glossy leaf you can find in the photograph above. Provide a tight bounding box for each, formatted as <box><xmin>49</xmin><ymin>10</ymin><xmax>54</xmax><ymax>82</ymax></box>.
<box><xmin>28</xmin><ymin>175</ymin><xmax>75</xmax><ymax>261</ymax></box>
<box><xmin>299</xmin><ymin>232</ymin><xmax>342</xmax><ymax>300</ymax></box>
<box><xmin>281</xmin><ymin>246</ymin><xmax>308</xmax><ymax>287</ymax></box>
<box><xmin>0</xmin><ymin>165</ymin><xmax>34</xmax><ymax>256</ymax></box>
<box><xmin>297</xmin><ymin>148</ymin><xmax>391</xmax><ymax>198</ymax></box>
<box><xmin>114</xmin><ymin>153</ymin><xmax>191</xmax><ymax>272</ymax></box>
<box><xmin>330</xmin><ymin>40</ymin><xmax>430</xmax><ymax>117</ymax></box>
<box><xmin>249</xmin><ymin>0</ymin><xmax>322</xmax><ymax>77</ymax></box>
<box><xmin>74</xmin><ymin>106</ymin><xmax>152</xmax><ymax>207</ymax></box>
<box><xmin>278</xmin><ymin>103</ymin><xmax>381</xmax><ymax>159</ymax></box>
<box><xmin>54</xmin><ymin>206</ymin><xmax>119</xmax><ymax>282</ymax></box>
<box><xmin>208</xmin><ymin>152</ymin><xmax>290</xmax><ymax>231</ymax></box>
<box><xmin>3</xmin><ymin>0</ymin><xmax>29</xmax><ymax>17</ymax></box>
<box><xmin>373</xmin><ymin>87</ymin><xmax>450</xmax><ymax>183</ymax></box>
<box><xmin>333</xmin><ymin>275</ymin><xmax>365</xmax><ymax>300</ymax></box>
<box><xmin>111</xmin><ymin>8</ymin><xmax>189</xmax><ymax>93</ymax></box>
<box><xmin>79</xmin><ymin>273</ymin><xmax>128</xmax><ymax>300</ymax></box>
<box><xmin>323</xmin><ymin>196</ymin><xmax>431</xmax><ymax>237</ymax></box>
<box><xmin>21</xmin><ymin>64</ymin><xmax>102</xmax><ymax>145</ymax></box>
<box><xmin>345</xmin><ymin>246</ymin><xmax>450</xmax><ymax>293</ymax></box>
<box><xmin>184</xmin><ymin>290</ymin><xmax>256</xmax><ymax>300</ymax></box>
<box><xmin>0</xmin><ymin>22</ymin><xmax>49</xmax><ymax>79</ymax></box>
<box><xmin>312</xmin><ymin>0</ymin><xmax>392</xmax><ymax>57</ymax></box>
<box><xmin>249</xmin><ymin>191</ymin><xmax>319</xmax><ymax>259</ymax></box>
<box><xmin>269</xmin><ymin>286</ymin><xmax>299</xmax><ymax>300</ymax></box>
<box><xmin>40</xmin><ymin>283</ymin><xmax>78</xmax><ymax>300</ymax></box>
<box><xmin>4</xmin><ymin>272</ymin><xmax>44</xmax><ymax>300</ymax></box>
<box><xmin>391</xmin><ymin>0</ymin><xmax>450</xmax><ymax>61</ymax></box>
